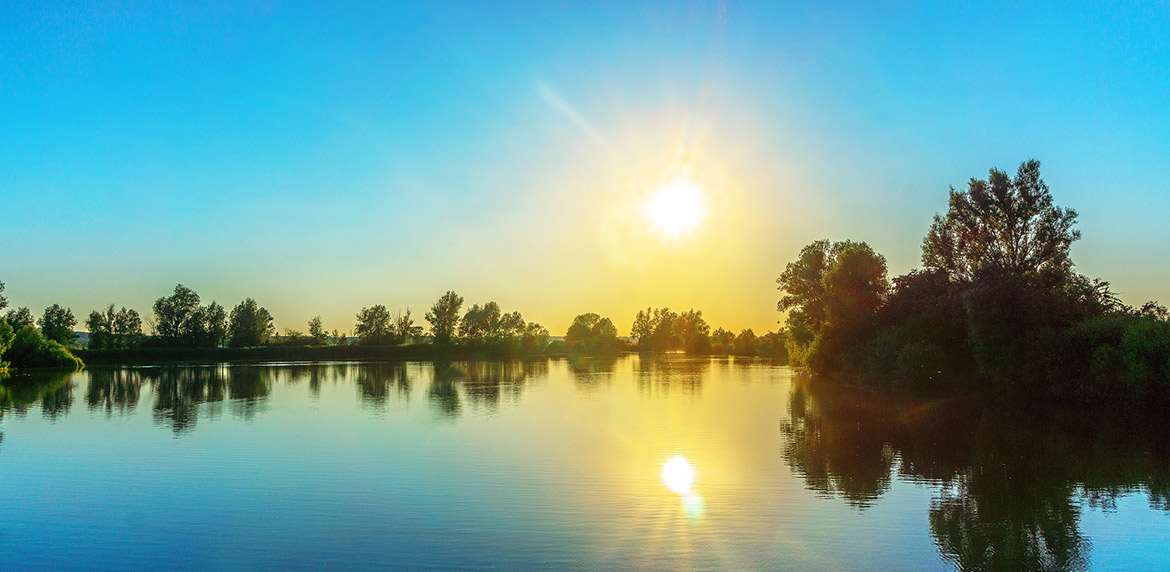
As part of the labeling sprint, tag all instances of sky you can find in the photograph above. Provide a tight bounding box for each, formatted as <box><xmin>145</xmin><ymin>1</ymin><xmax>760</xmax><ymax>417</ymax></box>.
<box><xmin>3</xmin><ymin>1</ymin><xmax>1169</xmax><ymax>335</ymax></box>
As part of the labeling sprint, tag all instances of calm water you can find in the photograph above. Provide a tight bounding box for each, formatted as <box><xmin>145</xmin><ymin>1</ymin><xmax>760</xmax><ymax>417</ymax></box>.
<box><xmin>2</xmin><ymin>357</ymin><xmax>1169</xmax><ymax>571</ymax></box>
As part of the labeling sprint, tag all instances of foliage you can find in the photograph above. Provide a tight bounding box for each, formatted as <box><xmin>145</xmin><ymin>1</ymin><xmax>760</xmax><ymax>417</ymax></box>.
<box><xmin>39</xmin><ymin>304</ymin><xmax>78</xmax><ymax>346</ymax></box>
<box><xmin>565</xmin><ymin>313</ymin><xmax>621</xmax><ymax>354</ymax></box>
<box><xmin>152</xmin><ymin>285</ymin><xmax>226</xmax><ymax>347</ymax></box>
<box><xmin>923</xmin><ymin>160</ymin><xmax>1079</xmax><ymax>284</ymax></box>
<box><xmin>393</xmin><ymin>309</ymin><xmax>424</xmax><ymax>344</ymax></box>
<box><xmin>5</xmin><ymin>307</ymin><xmax>35</xmax><ymax>329</ymax></box>
<box><xmin>308</xmin><ymin>316</ymin><xmax>327</xmax><ymax>346</ymax></box>
<box><xmin>228</xmin><ymin>298</ymin><xmax>275</xmax><ymax>348</ymax></box>
<box><xmin>86</xmin><ymin>305</ymin><xmax>144</xmax><ymax>349</ymax></box>
<box><xmin>0</xmin><ymin>320</ymin><xmax>12</xmax><ymax>369</ymax></box>
<box><xmin>777</xmin><ymin>240</ymin><xmax>889</xmax><ymax>369</ymax></box>
<box><xmin>425</xmin><ymin>291</ymin><xmax>463</xmax><ymax>344</ymax></box>
<box><xmin>4</xmin><ymin>326</ymin><xmax>84</xmax><ymax>369</ymax></box>
<box><xmin>354</xmin><ymin>304</ymin><xmax>393</xmax><ymax>345</ymax></box>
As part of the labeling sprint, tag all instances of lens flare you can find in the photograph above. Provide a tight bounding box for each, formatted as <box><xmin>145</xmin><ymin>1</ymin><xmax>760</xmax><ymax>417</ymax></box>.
<box><xmin>661</xmin><ymin>455</ymin><xmax>696</xmax><ymax>494</ymax></box>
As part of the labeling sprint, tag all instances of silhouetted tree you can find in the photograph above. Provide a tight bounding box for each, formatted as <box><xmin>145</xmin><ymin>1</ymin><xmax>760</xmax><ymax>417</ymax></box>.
<box><xmin>152</xmin><ymin>284</ymin><xmax>225</xmax><ymax>347</ymax></box>
<box><xmin>565</xmin><ymin>313</ymin><xmax>621</xmax><ymax>354</ymax></box>
<box><xmin>425</xmin><ymin>291</ymin><xmax>463</xmax><ymax>344</ymax></box>
<box><xmin>86</xmin><ymin>305</ymin><xmax>144</xmax><ymax>349</ymax></box>
<box><xmin>0</xmin><ymin>281</ymin><xmax>6</xmax><ymax>312</ymax></box>
<box><xmin>354</xmin><ymin>304</ymin><xmax>393</xmax><ymax>345</ymax></box>
<box><xmin>733</xmin><ymin>329</ymin><xmax>758</xmax><ymax>356</ymax></box>
<box><xmin>393</xmin><ymin>309</ymin><xmax>423</xmax><ymax>344</ymax></box>
<box><xmin>673</xmin><ymin>309</ymin><xmax>711</xmax><ymax>353</ymax></box>
<box><xmin>5</xmin><ymin>307</ymin><xmax>35</xmax><ymax>329</ymax></box>
<box><xmin>631</xmin><ymin>307</ymin><xmax>681</xmax><ymax>351</ymax></box>
<box><xmin>777</xmin><ymin>240</ymin><xmax>888</xmax><ymax>369</ymax></box>
<box><xmin>923</xmin><ymin>159</ymin><xmax>1079</xmax><ymax>284</ymax></box>
<box><xmin>228</xmin><ymin>298</ymin><xmax>274</xmax><ymax>347</ymax></box>
<box><xmin>308</xmin><ymin>316</ymin><xmax>326</xmax><ymax>346</ymax></box>
<box><xmin>39</xmin><ymin>304</ymin><xmax>77</xmax><ymax>346</ymax></box>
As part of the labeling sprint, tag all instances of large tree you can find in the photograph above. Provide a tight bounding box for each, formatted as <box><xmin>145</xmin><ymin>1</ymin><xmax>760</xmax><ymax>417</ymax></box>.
<box><xmin>354</xmin><ymin>304</ymin><xmax>393</xmax><ymax>345</ymax></box>
<box><xmin>86</xmin><ymin>305</ymin><xmax>143</xmax><ymax>349</ymax></box>
<box><xmin>923</xmin><ymin>159</ymin><xmax>1079</xmax><ymax>284</ymax></box>
<box><xmin>565</xmin><ymin>313</ymin><xmax>620</xmax><ymax>354</ymax></box>
<box><xmin>777</xmin><ymin>240</ymin><xmax>889</xmax><ymax>367</ymax></box>
<box><xmin>228</xmin><ymin>298</ymin><xmax>275</xmax><ymax>347</ymax></box>
<box><xmin>153</xmin><ymin>284</ymin><xmax>202</xmax><ymax>345</ymax></box>
<box><xmin>39</xmin><ymin>304</ymin><xmax>78</xmax><ymax>346</ymax></box>
<box><xmin>425</xmin><ymin>291</ymin><xmax>463</xmax><ymax>344</ymax></box>
<box><xmin>6</xmin><ymin>307</ymin><xmax>35</xmax><ymax>329</ymax></box>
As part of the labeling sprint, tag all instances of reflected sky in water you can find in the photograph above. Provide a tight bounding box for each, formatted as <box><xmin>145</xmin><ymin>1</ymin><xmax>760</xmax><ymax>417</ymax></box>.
<box><xmin>2</xmin><ymin>357</ymin><xmax>1170</xmax><ymax>571</ymax></box>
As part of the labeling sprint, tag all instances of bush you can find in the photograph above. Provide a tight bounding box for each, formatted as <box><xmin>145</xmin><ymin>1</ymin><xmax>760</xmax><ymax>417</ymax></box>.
<box><xmin>3</xmin><ymin>326</ymin><xmax>84</xmax><ymax>370</ymax></box>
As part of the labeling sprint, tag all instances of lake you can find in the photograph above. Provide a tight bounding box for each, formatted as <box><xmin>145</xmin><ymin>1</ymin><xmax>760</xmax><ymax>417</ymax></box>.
<box><xmin>2</xmin><ymin>356</ymin><xmax>1169</xmax><ymax>571</ymax></box>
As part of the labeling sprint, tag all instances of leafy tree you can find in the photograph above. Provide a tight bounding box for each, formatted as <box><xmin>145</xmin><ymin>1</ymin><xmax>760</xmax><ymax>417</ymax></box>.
<box><xmin>0</xmin><ymin>320</ymin><xmax>13</xmax><ymax>366</ymax></box>
<box><xmin>354</xmin><ymin>304</ymin><xmax>393</xmax><ymax>345</ymax></box>
<box><xmin>923</xmin><ymin>159</ymin><xmax>1079</xmax><ymax>284</ymax></box>
<box><xmin>85</xmin><ymin>305</ymin><xmax>144</xmax><ymax>349</ymax></box>
<box><xmin>631</xmin><ymin>307</ymin><xmax>681</xmax><ymax>351</ymax></box>
<box><xmin>522</xmin><ymin>322</ymin><xmax>550</xmax><ymax>352</ymax></box>
<box><xmin>733</xmin><ymin>329</ymin><xmax>758</xmax><ymax>356</ymax></box>
<box><xmin>673</xmin><ymin>309</ymin><xmax>711</xmax><ymax>353</ymax></box>
<box><xmin>565</xmin><ymin>313</ymin><xmax>621</xmax><ymax>354</ymax></box>
<box><xmin>5</xmin><ymin>307</ymin><xmax>35</xmax><ymax>329</ymax></box>
<box><xmin>195</xmin><ymin>302</ymin><xmax>229</xmax><ymax>347</ymax></box>
<box><xmin>777</xmin><ymin>240</ymin><xmax>889</xmax><ymax>369</ymax></box>
<box><xmin>393</xmin><ymin>309</ymin><xmax>423</xmax><ymax>344</ymax></box>
<box><xmin>459</xmin><ymin>302</ymin><xmax>502</xmax><ymax>344</ymax></box>
<box><xmin>711</xmin><ymin>328</ymin><xmax>735</xmax><ymax>354</ymax></box>
<box><xmin>5</xmin><ymin>326</ymin><xmax>83</xmax><ymax>369</ymax></box>
<box><xmin>39</xmin><ymin>304</ymin><xmax>78</xmax><ymax>346</ymax></box>
<box><xmin>308</xmin><ymin>316</ymin><xmax>327</xmax><ymax>346</ymax></box>
<box><xmin>425</xmin><ymin>291</ymin><xmax>463</xmax><ymax>344</ymax></box>
<box><xmin>153</xmin><ymin>285</ymin><xmax>223</xmax><ymax>346</ymax></box>
<box><xmin>228</xmin><ymin>298</ymin><xmax>275</xmax><ymax>347</ymax></box>
<box><xmin>0</xmin><ymin>281</ymin><xmax>6</xmax><ymax>312</ymax></box>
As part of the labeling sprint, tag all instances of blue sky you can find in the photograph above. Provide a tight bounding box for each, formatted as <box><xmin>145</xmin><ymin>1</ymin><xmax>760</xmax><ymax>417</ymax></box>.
<box><xmin>3</xmin><ymin>1</ymin><xmax>1168</xmax><ymax>334</ymax></box>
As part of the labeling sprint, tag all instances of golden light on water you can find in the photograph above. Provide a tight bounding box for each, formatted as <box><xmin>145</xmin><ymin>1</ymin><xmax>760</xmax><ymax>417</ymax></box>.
<box><xmin>661</xmin><ymin>455</ymin><xmax>696</xmax><ymax>494</ymax></box>
<box><xmin>642</xmin><ymin>179</ymin><xmax>707</xmax><ymax>239</ymax></box>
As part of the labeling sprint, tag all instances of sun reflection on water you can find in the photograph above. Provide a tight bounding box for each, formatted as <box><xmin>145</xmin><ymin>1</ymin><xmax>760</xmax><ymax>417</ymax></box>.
<box><xmin>662</xmin><ymin>455</ymin><xmax>704</xmax><ymax>520</ymax></box>
<box><xmin>662</xmin><ymin>455</ymin><xmax>695</xmax><ymax>494</ymax></box>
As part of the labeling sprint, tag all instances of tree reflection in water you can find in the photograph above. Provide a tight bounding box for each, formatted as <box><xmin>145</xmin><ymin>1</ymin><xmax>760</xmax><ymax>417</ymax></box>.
<box><xmin>568</xmin><ymin>354</ymin><xmax>619</xmax><ymax>392</ymax></box>
<box><xmin>634</xmin><ymin>354</ymin><xmax>706</xmax><ymax>396</ymax></box>
<box><xmin>783</xmin><ymin>376</ymin><xmax>1170</xmax><ymax>571</ymax></box>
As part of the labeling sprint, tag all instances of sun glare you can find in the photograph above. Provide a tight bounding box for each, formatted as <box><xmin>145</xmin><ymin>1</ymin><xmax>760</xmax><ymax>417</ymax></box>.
<box><xmin>642</xmin><ymin>179</ymin><xmax>707</xmax><ymax>239</ymax></box>
<box><xmin>661</xmin><ymin>455</ymin><xmax>696</xmax><ymax>494</ymax></box>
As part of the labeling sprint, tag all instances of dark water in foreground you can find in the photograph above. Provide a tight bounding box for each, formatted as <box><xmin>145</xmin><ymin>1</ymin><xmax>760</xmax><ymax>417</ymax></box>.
<box><xmin>1</xmin><ymin>357</ymin><xmax>1169</xmax><ymax>571</ymax></box>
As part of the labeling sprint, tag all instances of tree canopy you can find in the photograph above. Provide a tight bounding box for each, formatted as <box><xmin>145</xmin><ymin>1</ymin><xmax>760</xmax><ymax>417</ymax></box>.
<box><xmin>425</xmin><ymin>291</ymin><xmax>463</xmax><ymax>344</ymax></box>
<box><xmin>354</xmin><ymin>304</ymin><xmax>393</xmax><ymax>345</ymax></box>
<box><xmin>565</xmin><ymin>313</ymin><xmax>621</xmax><ymax>354</ymax></box>
<box><xmin>923</xmin><ymin>159</ymin><xmax>1079</xmax><ymax>284</ymax></box>
<box><xmin>39</xmin><ymin>304</ymin><xmax>78</xmax><ymax>346</ymax></box>
<box><xmin>228</xmin><ymin>298</ymin><xmax>275</xmax><ymax>347</ymax></box>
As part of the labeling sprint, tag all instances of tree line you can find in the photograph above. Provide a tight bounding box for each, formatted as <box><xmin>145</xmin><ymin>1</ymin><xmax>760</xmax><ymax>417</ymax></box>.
<box><xmin>777</xmin><ymin>159</ymin><xmax>1170</xmax><ymax>402</ymax></box>
<box><xmin>0</xmin><ymin>282</ymin><xmax>788</xmax><ymax>371</ymax></box>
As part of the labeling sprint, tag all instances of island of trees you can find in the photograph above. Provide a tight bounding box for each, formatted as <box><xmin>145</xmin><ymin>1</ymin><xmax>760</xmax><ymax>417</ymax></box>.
<box><xmin>777</xmin><ymin>159</ymin><xmax>1170</xmax><ymax>403</ymax></box>
<box><xmin>0</xmin><ymin>283</ymin><xmax>787</xmax><ymax>373</ymax></box>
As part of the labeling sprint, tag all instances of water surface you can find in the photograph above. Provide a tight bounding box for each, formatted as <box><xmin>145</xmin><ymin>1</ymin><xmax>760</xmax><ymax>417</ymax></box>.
<box><xmin>2</xmin><ymin>357</ymin><xmax>1168</xmax><ymax>570</ymax></box>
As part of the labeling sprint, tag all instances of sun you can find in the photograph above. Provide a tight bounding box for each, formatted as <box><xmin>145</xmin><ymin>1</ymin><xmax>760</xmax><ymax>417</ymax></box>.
<box><xmin>642</xmin><ymin>179</ymin><xmax>707</xmax><ymax>239</ymax></box>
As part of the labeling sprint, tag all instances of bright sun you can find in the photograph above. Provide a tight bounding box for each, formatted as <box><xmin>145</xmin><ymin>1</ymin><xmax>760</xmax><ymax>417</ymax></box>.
<box><xmin>642</xmin><ymin>179</ymin><xmax>707</xmax><ymax>239</ymax></box>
